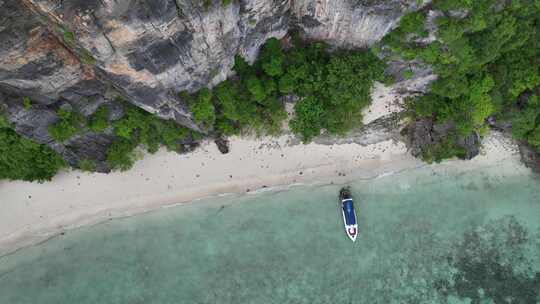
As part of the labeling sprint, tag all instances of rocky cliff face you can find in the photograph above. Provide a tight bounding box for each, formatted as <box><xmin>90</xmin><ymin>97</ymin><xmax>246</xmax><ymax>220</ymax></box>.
<box><xmin>293</xmin><ymin>0</ymin><xmax>424</xmax><ymax>48</ymax></box>
<box><xmin>0</xmin><ymin>0</ymin><xmax>424</xmax><ymax>169</ymax></box>
<box><xmin>3</xmin><ymin>0</ymin><xmax>292</xmax><ymax>131</ymax></box>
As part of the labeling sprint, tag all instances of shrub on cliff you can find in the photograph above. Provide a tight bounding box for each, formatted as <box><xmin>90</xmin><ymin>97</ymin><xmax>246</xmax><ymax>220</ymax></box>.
<box><xmin>0</xmin><ymin>116</ymin><xmax>65</xmax><ymax>182</ymax></box>
<box><xmin>88</xmin><ymin>106</ymin><xmax>109</xmax><ymax>133</ymax></box>
<box><xmin>188</xmin><ymin>88</ymin><xmax>216</xmax><ymax>129</ymax></box>
<box><xmin>259</xmin><ymin>38</ymin><xmax>284</xmax><ymax>77</ymax></box>
<box><xmin>107</xmin><ymin>102</ymin><xmax>192</xmax><ymax>171</ymax></box>
<box><xmin>106</xmin><ymin>139</ymin><xmax>136</xmax><ymax>171</ymax></box>
<box><xmin>193</xmin><ymin>38</ymin><xmax>385</xmax><ymax>141</ymax></box>
<box><xmin>386</xmin><ymin>0</ymin><xmax>540</xmax><ymax>160</ymax></box>
<box><xmin>48</xmin><ymin>109</ymin><xmax>85</xmax><ymax>142</ymax></box>
<box><xmin>510</xmin><ymin>93</ymin><xmax>540</xmax><ymax>151</ymax></box>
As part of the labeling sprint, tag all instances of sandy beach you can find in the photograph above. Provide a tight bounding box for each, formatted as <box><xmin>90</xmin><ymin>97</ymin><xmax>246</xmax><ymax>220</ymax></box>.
<box><xmin>0</xmin><ymin>83</ymin><xmax>529</xmax><ymax>257</ymax></box>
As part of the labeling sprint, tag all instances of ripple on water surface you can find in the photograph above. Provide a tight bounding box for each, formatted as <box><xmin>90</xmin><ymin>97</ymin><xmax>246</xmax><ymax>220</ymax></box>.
<box><xmin>1</xmin><ymin>164</ymin><xmax>539</xmax><ymax>303</ymax></box>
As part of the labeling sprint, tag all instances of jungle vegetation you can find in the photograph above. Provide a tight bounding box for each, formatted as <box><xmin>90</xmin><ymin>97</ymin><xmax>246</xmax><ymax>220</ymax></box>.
<box><xmin>3</xmin><ymin>0</ymin><xmax>539</xmax><ymax>181</ymax></box>
<box><xmin>183</xmin><ymin>37</ymin><xmax>386</xmax><ymax>142</ymax></box>
<box><xmin>0</xmin><ymin>113</ymin><xmax>66</xmax><ymax>182</ymax></box>
<box><xmin>383</xmin><ymin>0</ymin><xmax>540</xmax><ymax>161</ymax></box>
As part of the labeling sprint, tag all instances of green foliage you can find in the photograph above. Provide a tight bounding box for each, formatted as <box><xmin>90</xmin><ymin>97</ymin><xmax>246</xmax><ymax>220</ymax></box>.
<box><xmin>0</xmin><ymin>117</ymin><xmax>66</xmax><ymax>182</ymax></box>
<box><xmin>48</xmin><ymin>109</ymin><xmax>85</xmax><ymax>142</ymax></box>
<box><xmin>22</xmin><ymin>97</ymin><xmax>32</xmax><ymax>110</ymax></box>
<box><xmin>286</xmin><ymin>44</ymin><xmax>386</xmax><ymax>141</ymax></box>
<box><xmin>386</xmin><ymin>1</ymin><xmax>540</xmax><ymax>160</ymax></box>
<box><xmin>80</xmin><ymin>50</ymin><xmax>96</xmax><ymax>65</ymax></box>
<box><xmin>63</xmin><ymin>30</ymin><xmax>75</xmax><ymax>46</ymax></box>
<box><xmin>382</xmin><ymin>11</ymin><xmax>428</xmax><ymax>57</ymax></box>
<box><xmin>290</xmin><ymin>96</ymin><xmax>324</xmax><ymax>141</ymax></box>
<box><xmin>259</xmin><ymin>38</ymin><xmax>284</xmax><ymax>77</ymax></box>
<box><xmin>278</xmin><ymin>73</ymin><xmax>296</xmax><ymax>94</ymax></box>
<box><xmin>246</xmin><ymin>76</ymin><xmax>267</xmax><ymax>102</ymax></box>
<box><xmin>420</xmin><ymin>135</ymin><xmax>467</xmax><ymax>163</ymax></box>
<box><xmin>108</xmin><ymin>102</ymin><xmax>191</xmax><ymax>171</ymax></box>
<box><xmin>528</xmin><ymin>125</ymin><xmax>540</xmax><ymax>149</ymax></box>
<box><xmin>232</xmin><ymin>55</ymin><xmax>251</xmax><ymax>76</ymax></box>
<box><xmin>403</xmin><ymin>69</ymin><xmax>414</xmax><ymax>80</ymax></box>
<box><xmin>78</xmin><ymin>159</ymin><xmax>96</xmax><ymax>172</ymax></box>
<box><xmin>182</xmin><ymin>37</ymin><xmax>385</xmax><ymax>141</ymax></box>
<box><xmin>213</xmin><ymin>80</ymin><xmax>261</xmax><ymax>135</ymax></box>
<box><xmin>203</xmin><ymin>0</ymin><xmax>212</xmax><ymax>10</ymax></box>
<box><xmin>114</xmin><ymin>104</ymin><xmax>189</xmax><ymax>152</ymax></box>
<box><xmin>106</xmin><ymin>140</ymin><xmax>136</xmax><ymax>171</ymax></box>
<box><xmin>0</xmin><ymin>114</ymin><xmax>9</xmax><ymax>129</ymax></box>
<box><xmin>188</xmin><ymin>88</ymin><xmax>216</xmax><ymax>128</ymax></box>
<box><xmin>222</xmin><ymin>0</ymin><xmax>232</xmax><ymax>5</ymax></box>
<box><xmin>399</xmin><ymin>11</ymin><xmax>428</xmax><ymax>37</ymax></box>
<box><xmin>510</xmin><ymin>93</ymin><xmax>540</xmax><ymax>151</ymax></box>
<box><xmin>88</xmin><ymin>106</ymin><xmax>109</xmax><ymax>132</ymax></box>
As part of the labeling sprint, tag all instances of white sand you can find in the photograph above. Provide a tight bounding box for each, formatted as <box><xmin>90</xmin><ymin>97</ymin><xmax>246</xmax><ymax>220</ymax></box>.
<box><xmin>0</xmin><ymin>84</ymin><xmax>529</xmax><ymax>256</ymax></box>
<box><xmin>362</xmin><ymin>82</ymin><xmax>403</xmax><ymax>124</ymax></box>
<box><xmin>0</xmin><ymin>136</ymin><xmax>416</xmax><ymax>256</ymax></box>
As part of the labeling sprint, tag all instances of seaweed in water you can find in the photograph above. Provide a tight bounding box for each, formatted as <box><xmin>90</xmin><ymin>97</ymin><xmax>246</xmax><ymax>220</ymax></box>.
<box><xmin>438</xmin><ymin>216</ymin><xmax>540</xmax><ymax>303</ymax></box>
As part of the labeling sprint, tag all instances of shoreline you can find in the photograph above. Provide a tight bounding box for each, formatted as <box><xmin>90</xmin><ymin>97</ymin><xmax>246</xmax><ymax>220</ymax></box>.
<box><xmin>0</xmin><ymin>82</ymin><xmax>531</xmax><ymax>257</ymax></box>
<box><xmin>0</xmin><ymin>134</ymin><xmax>416</xmax><ymax>257</ymax></box>
<box><xmin>0</xmin><ymin>131</ymin><xmax>529</xmax><ymax>257</ymax></box>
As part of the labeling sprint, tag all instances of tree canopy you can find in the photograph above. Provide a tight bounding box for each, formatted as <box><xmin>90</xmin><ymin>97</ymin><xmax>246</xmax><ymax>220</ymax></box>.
<box><xmin>384</xmin><ymin>0</ymin><xmax>540</xmax><ymax>160</ymax></box>
<box><xmin>1</xmin><ymin>114</ymin><xmax>66</xmax><ymax>182</ymax></box>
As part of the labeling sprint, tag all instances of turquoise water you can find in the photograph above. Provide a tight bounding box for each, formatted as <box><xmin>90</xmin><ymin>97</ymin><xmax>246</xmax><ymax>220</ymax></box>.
<box><xmin>1</xmin><ymin>164</ymin><xmax>539</xmax><ymax>303</ymax></box>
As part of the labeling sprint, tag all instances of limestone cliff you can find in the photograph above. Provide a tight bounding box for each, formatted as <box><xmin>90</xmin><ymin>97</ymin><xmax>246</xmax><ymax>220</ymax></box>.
<box><xmin>293</xmin><ymin>0</ymin><xmax>424</xmax><ymax>48</ymax></box>
<box><xmin>0</xmin><ymin>0</ymin><xmax>424</xmax><ymax>170</ymax></box>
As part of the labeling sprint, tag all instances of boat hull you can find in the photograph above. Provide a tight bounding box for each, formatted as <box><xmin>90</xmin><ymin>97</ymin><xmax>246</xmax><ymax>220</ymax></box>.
<box><xmin>342</xmin><ymin>213</ymin><xmax>358</xmax><ymax>242</ymax></box>
<box><xmin>339</xmin><ymin>188</ymin><xmax>358</xmax><ymax>242</ymax></box>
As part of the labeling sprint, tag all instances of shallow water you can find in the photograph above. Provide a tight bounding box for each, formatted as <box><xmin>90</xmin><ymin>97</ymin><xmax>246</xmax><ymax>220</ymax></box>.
<box><xmin>1</xmin><ymin>164</ymin><xmax>540</xmax><ymax>303</ymax></box>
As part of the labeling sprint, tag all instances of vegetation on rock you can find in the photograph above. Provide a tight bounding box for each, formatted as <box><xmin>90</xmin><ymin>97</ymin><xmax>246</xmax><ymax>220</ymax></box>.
<box><xmin>3</xmin><ymin>0</ymin><xmax>539</xmax><ymax>182</ymax></box>
<box><xmin>384</xmin><ymin>0</ymin><xmax>540</xmax><ymax>161</ymax></box>
<box><xmin>48</xmin><ymin>109</ymin><xmax>85</xmax><ymax>142</ymax></box>
<box><xmin>22</xmin><ymin>97</ymin><xmax>32</xmax><ymax>110</ymax></box>
<box><xmin>88</xmin><ymin>105</ymin><xmax>109</xmax><ymax>133</ymax></box>
<box><xmin>0</xmin><ymin>113</ymin><xmax>66</xmax><ymax>182</ymax></box>
<box><xmin>183</xmin><ymin>37</ymin><xmax>386</xmax><ymax>142</ymax></box>
<box><xmin>77</xmin><ymin>159</ymin><xmax>96</xmax><ymax>172</ymax></box>
<box><xmin>0</xmin><ymin>36</ymin><xmax>389</xmax><ymax>180</ymax></box>
<box><xmin>106</xmin><ymin>102</ymin><xmax>193</xmax><ymax>171</ymax></box>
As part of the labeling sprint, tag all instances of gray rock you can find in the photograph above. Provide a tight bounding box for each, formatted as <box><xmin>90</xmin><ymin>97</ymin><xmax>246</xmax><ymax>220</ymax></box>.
<box><xmin>385</xmin><ymin>59</ymin><xmax>437</xmax><ymax>94</ymax></box>
<box><xmin>313</xmin><ymin>113</ymin><xmax>402</xmax><ymax>146</ymax></box>
<box><xmin>0</xmin><ymin>0</ymin><xmax>441</xmax><ymax>171</ymax></box>
<box><xmin>487</xmin><ymin>116</ymin><xmax>513</xmax><ymax>132</ymax></box>
<box><xmin>13</xmin><ymin>0</ymin><xmax>291</xmax><ymax>132</ymax></box>
<box><xmin>456</xmin><ymin>132</ymin><xmax>480</xmax><ymax>160</ymax></box>
<box><xmin>407</xmin><ymin>118</ymin><xmax>480</xmax><ymax>160</ymax></box>
<box><xmin>519</xmin><ymin>144</ymin><xmax>540</xmax><ymax>174</ymax></box>
<box><xmin>293</xmin><ymin>0</ymin><xmax>427</xmax><ymax>48</ymax></box>
<box><xmin>0</xmin><ymin>92</ymin><xmax>117</xmax><ymax>172</ymax></box>
<box><xmin>0</xmin><ymin>0</ymin><xmax>95</xmax><ymax>106</ymax></box>
<box><xmin>2</xmin><ymin>0</ymin><xmax>424</xmax><ymax>132</ymax></box>
<box><xmin>215</xmin><ymin>137</ymin><xmax>230</xmax><ymax>154</ymax></box>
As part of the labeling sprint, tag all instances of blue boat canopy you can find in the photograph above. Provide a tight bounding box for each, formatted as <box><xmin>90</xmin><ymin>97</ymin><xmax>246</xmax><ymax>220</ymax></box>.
<box><xmin>342</xmin><ymin>200</ymin><xmax>356</xmax><ymax>225</ymax></box>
